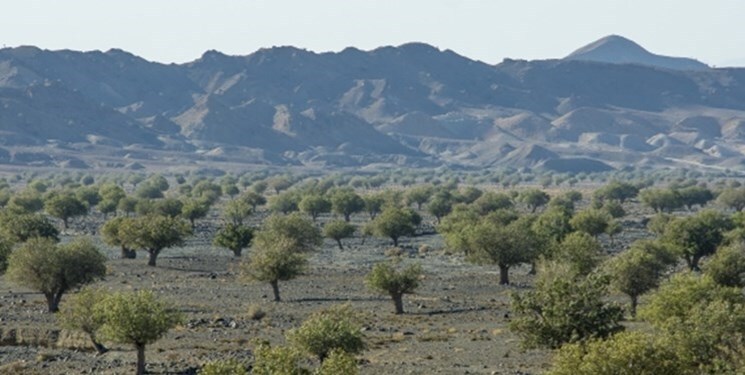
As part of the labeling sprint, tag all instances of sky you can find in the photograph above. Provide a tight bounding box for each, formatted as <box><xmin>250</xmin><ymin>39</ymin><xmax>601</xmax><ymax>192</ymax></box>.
<box><xmin>1</xmin><ymin>0</ymin><xmax>744</xmax><ymax>67</ymax></box>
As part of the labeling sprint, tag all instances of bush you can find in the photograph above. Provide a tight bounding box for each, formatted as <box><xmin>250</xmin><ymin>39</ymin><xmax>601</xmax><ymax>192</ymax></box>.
<box><xmin>288</xmin><ymin>304</ymin><xmax>365</xmax><ymax>362</ymax></box>
<box><xmin>199</xmin><ymin>359</ymin><xmax>248</xmax><ymax>375</ymax></box>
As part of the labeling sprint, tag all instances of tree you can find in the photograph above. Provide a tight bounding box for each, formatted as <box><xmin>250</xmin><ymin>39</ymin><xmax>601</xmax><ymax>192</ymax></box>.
<box><xmin>365</xmin><ymin>262</ymin><xmax>422</xmax><ymax>314</ymax></box>
<box><xmin>268</xmin><ymin>176</ymin><xmax>294</xmax><ymax>194</ymax></box>
<box><xmin>638</xmin><ymin>273</ymin><xmax>745</xmax><ymax>372</ymax></box>
<box><xmin>371</xmin><ymin>206</ymin><xmax>421</xmax><ymax>246</ymax></box>
<box><xmin>717</xmin><ymin>187</ymin><xmax>745</xmax><ymax>211</ymax></box>
<box><xmin>510</xmin><ymin>267</ymin><xmax>624</xmax><ymax>349</ymax></box>
<box><xmin>437</xmin><ymin>205</ymin><xmax>481</xmax><ymax>252</ymax></box>
<box><xmin>472</xmin><ymin>191</ymin><xmax>513</xmax><ymax>215</ymax></box>
<box><xmin>268</xmin><ymin>191</ymin><xmax>300</xmax><ymax>214</ymax></box>
<box><xmin>703</xmin><ymin>242</ymin><xmax>745</xmax><ymax>287</ymax></box>
<box><xmin>213</xmin><ymin>223</ymin><xmax>254</xmax><ymax>257</ymax></box>
<box><xmin>253</xmin><ymin>213</ymin><xmax>322</xmax><ymax>254</ymax></box>
<box><xmin>6</xmin><ymin>237</ymin><xmax>106</xmax><ymax>312</ymax></box>
<box><xmin>58</xmin><ymin>287</ymin><xmax>108</xmax><ymax>354</ymax></box>
<box><xmin>570</xmin><ymin>209</ymin><xmax>612</xmax><ymax>237</ymax></box>
<box><xmin>462</xmin><ymin>216</ymin><xmax>540</xmax><ymax>284</ymax></box>
<box><xmin>240</xmin><ymin>238</ymin><xmax>307</xmax><ymax>302</ymax></box>
<box><xmin>677</xmin><ymin>185</ymin><xmax>714</xmax><ymax>210</ymax></box>
<box><xmin>639</xmin><ymin>188</ymin><xmax>682</xmax><ymax>213</ymax></box>
<box><xmin>362</xmin><ymin>193</ymin><xmax>385</xmax><ymax>220</ymax></box>
<box><xmin>181</xmin><ymin>198</ymin><xmax>210</xmax><ymax>228</ymax></box>
<box><xmin>240</xmin><ymin>191</ymin><xmax>266</xmax><ymax>211</ymax></box>
<box><xmin>152</xmin><ymin>198</ymin><xmax>183</xmax><ymax>218</ymax></box>
<box><xmin>287</xmin><ymin>304</ymin><xmax>365</xmax><ymax>362</ymax></box>
<box><xmin>661</xmin><ymin>210</ymin><xmax>732</xmax><ymax>270</ymax></box>
<box><xmin>75</xmin><ymin>186</ymin><xmax>101</xmax><ymax>208</ymax></box>
<box><xmin>426</xmin><ymin>193</ymin><xmax>452</xmax><ymax>224</ymax></box>
<box><xmin>117</xmin><ymin>196</ymin><xmax>138</xmax><ymax>216</ymax></box>
<box><xmin>547</xmin><ymin>331</ymin><xmax>683</xmax><ymax>375</ymax></box>
<box><xmin>330</xmin><ymin>188</ymin><xmax>365</xmax><ymax>222</ymax></box>
<box><xmin>606</xmin><ymin>240</ymin><xmax>675</xmax><ymax>316</ymax></box>
<box><xmin>44</xmin><ymin>192</ymin><xmax>88</xmax><ymax>229</ymax></box>
<box><xmin>404</xmin><ymin>185</ymin><xmax>433</xmax><ymax>210</ymax></box>
<box><xmin>0</xmin><ymin>236</ymin><xmax>12</xmax><ymax>273</ymax></box>
<box><xmin>119</xmin><ymin>215</ymin><xmax>192</xmax><ymax>266</ymax></box>
<box><xmin>0</xmin><ymin>212</ymin><xmax>59</xmax><ymax>243</ymax></box>
<box><xmin>95</xmin><ymin>290</ymin><xmax>183</xmax><ymax>375</ymax></box>
<box><xmin>199</xmin><ymin>359</ymin><xmax>248</xmax><ymax>375</ymax></box>
<box><xmin>222</xmin><ymin>198</ymin><xmax>253</xmax><ymax>225</ymax></box>
<box><xmin>101</xmin><ymin>217</ymin><xmax>136</xmax><ymax>259</ymax></box>
<box><xmin>6</xmin><ymin>190</ymin><xmax>44</xmax><ymax>214</ymax></box>
<box><xmin>552</xmin><ymin>232</ymin><xmax>602</xmax><ymax>277</ymax></box>
<box><xmin>532</xmin><ymin>206</ymin><xmax>573</xmax><ymax>243</ymax></box>
<box><xmin>593</xmin><ymin>181</ymin><xmax>639</xmax><ymax>203</ymax></box>
<box><xmin>323</xmin><ymin>220</ymin><xmax>356</xmax><ymax>250</ymax></box>
<box><xmin>317</xmin><ymin>349</ymin><xmax>359</xmax><ymax>375</ymax></box>
<box><xmin>518</xmin><ymin>188</ymin><xmax>550</xmax><ymax>213</ymax></box>
<box><xmin>299</xmin><ymin>194</ymin><xmax>331</xmax><ymax>222</ymax></box>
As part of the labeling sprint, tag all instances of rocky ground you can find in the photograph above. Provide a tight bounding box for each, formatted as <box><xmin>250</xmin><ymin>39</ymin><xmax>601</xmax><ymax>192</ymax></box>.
<box><xmin>0</xmin><ymin>199</ymin><xmax>656</xmax><ymax>375</ymax></box>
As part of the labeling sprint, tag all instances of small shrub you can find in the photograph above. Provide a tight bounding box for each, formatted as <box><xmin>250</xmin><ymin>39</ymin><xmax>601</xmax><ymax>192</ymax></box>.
<box><xmin>199</xmin><ymin>359</ymin><xmax>248</xmax><ymax>375</ymax></box>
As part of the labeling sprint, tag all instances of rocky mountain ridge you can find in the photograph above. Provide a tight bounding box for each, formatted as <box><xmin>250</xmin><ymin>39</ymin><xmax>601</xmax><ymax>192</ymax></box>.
<box><xmin>1</xmin><ymin>36</ymin><xmax>745</xmax><ymax>173</ymax></box>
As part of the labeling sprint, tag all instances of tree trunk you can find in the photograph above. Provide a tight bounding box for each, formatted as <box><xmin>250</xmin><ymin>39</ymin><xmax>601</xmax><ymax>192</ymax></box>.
<box><xmin>189</xmin><ymin>218</ymin><xmax>196</xmax><ymax>229</ymax></box>
<box><xmin>63</xmin><ymin>217</ymin><xmax>69</xmax><ymax>229</ymax></box>
<box><xmin>121</xmin><ymin>246</ymin><xmax>136</xmax><ymax>259</ymax></box>
<box><xmin>232</xmin><ymin>248</ymin><xmax>242</xmax><ymax>257</ymax></box>
<box><xmin>630</xmin><ymin>295</ymin><xmax>638</xmax><ymax>318</ymax></box>
<box><xmin>147</xmin><ymin>250</ymin><xmax>159</xmax><ymax>267</ymax></box>
<box><xmin>344</xmin><ymin>213</ymin><xmax>351</xmax><ymax>222</ymax></box>
<box><xmin>392</xmin><ymin>293</ymin><xmax>404</xmax><ymax>314</ymax></box>
<box><xmin>45</xmin><ymin>292</ymin><xmax>62</xmax><ymax>313</ymax></box>
<box><xmin>135</xmin><ymin>343</ymin><xmax>146</xmax><ymax>375</ymax></box>
<box><xmin>392</xmin><ymin>236</ymin><xmax>399</xmax><ymax>247</ymax></box>
<box><xmin>270</xmin><ymin>280</ymin><xmax>281</xmax><ymax>302</ymax></box>
<box><xmin>498</xmin><ymin>264</ymin><xmax>510</xmax><ymax>285</ymax></box>
<box><xmin>90</xmin><ymin>334</ymin><xmax>108</xmax><ymax>354</ymax></box>
<box><xmin>336</xmin><ymin>239</ymin><xmax>343</xmax><ymax>250</ymax></box>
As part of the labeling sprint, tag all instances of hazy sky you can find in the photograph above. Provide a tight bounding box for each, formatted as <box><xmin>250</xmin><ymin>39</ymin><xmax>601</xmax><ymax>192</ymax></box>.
<box><xmin>2</xmin><ymin>0</ymin><xmax>743</xmax><ymax>66</ymax></box>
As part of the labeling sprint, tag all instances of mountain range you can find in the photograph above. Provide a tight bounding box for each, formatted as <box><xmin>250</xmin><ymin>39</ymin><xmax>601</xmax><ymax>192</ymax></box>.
<box><xmin>1</xmin><ymin>35</ymin><xmax>745</xmax><ymax>173</ymax></box>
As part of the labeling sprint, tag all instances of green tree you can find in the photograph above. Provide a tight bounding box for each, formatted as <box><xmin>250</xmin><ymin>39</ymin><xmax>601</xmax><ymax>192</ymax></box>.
<box><xmin>323</xmin><ymin>220</ymin><xmax>356</xmax><ymax>250</ymax></box>
<box><xmin>299</xmin><ymin>194</ymin><xmax>332</xmax><ymax>222</ymax></box>
<box><xmin>639</xmin><ymin>188</ymin><xmax>682</xmax><ymax>213</ymax></box>
<box><xmin>404</xmin><ymin>185</ymin><xmax>434</xmax><ymax>210</ymax></box>
<box><xmin>6</xmin><ymin>237</ymin><xmax>106</xmax><ymax>312</ymax></box>
<box><xmin>119</xmin><ymin>215</ymin><xmax>192</xmax><ymax>266</ymax></box>
<box><xmin>58</xmin><ymin>287</ymin><xmax>108</xmax><ymax>353</ymax></box>
<box><xmin>240</xmin><ymin>238</ymin><xmax>307</xmax><ymax>302</ymax></box>
<box><xmin>365</xmin><ymin>262</ymin><xmax>422</xmax><ymax>314</ymax></box>
<box><xmin>287</xmin><ymin>304</ymin><xmax>365</xmax><ymax>362</ymax></box>
<box><xmin>362</xmin><ymin>193</ymin><xmax>385</xmax><ymax>220</ymax></box>
<box><xmin>462</xmin><ymin>216</ymin><xmax>541</xmax><ymax>285</ymax></box>
<box><xmin>240</xmin><ymin>191</ymin><xmax>266</xmax><ymax>211</ymax></box>
<box><xmin>181</xmin><ymin>198</ymin><xmax>210</xmax><ymax>228</ymax></box>
<box><xmin>717</xmin><ymin>187</ymin><xmax>745</xmax><ymax>211</ymax></box>
<box><xmin>552</xmin><ymin>232</ymin><xmax>603</xmax><ymax>276</ymax></box>
<box><xmin>426</xmin><ymin>193</ymin><xmax>452</xmax><ymax>224</ymax></box>
<box><xmin>570</xmin><ymin>209</ymin><xmax>612</xmax><ymax>237</ymax></box>
<box><xmin>532</xmin><ymin>206</ymin><xmax>573</xmax><ymax>243</ymax></box>
<box><xmin>703</xmin><ymin>242</ymin><xmax>745</xmax><ymax>287</ymax></box>
<box><xmin>95</xmin><ymin>290</ymin><xmax>183</xmax><ymax>375</ymax></box>
<box><xmin>222</xmin><ymin>198</ymin><xmax>253</xmax><ymax>225</ymax></box>
<box><xmin>213</xmin><ymin>223</ymin><xmax>254</xmax><ymax>257</ymax></box>
<box><xmin>44</xmin><ymin>192</ymin><xmax>88</xmax><ymax>229</ymax></box>
<box><xmin>510</xmin><ymin>267</ymin><xmax>624</xmax><ymax>349</ymax></box>
<box><xmin>677</xmin><ymin>185</ymin><xmax>714</xmax><ymax>210</ymax></box>
<box><xmin>330</xmin><ymin>188</ymin><xmax>365</xmax><ymax>222</ymax></box>
<box><xmin>518</xmin><ymin>188</ymin><xmax>550</xmax><ymax>213</ymax></box>
<box><xmin>6</xmin><ymin>190</ymin><xmax>44</xmax><ymax>214</ymax></box>
<box><xmin>101</xmin><ymin>217</ymin><xmax>136</xmax><ymax>259</ymax></box>
<box><xmin>593</xmin><ymin>181</ymin><xmax>639</xmax><ymax>203</ymax></box>
<box><xmin>117</xmin><ymin>196</ymin><xmax>138</xmax><ymax>216</ymax></box>
<box><xmin>606</xmin><ymin>240</ymin><xmax>675</xmax><ymax>316</ymax></box>
<box><xmin>317</xmin><ymin>349</ymin><xmax>359</xmax><ymax>375</ymax></box>
<box><xmin>661</xmin><ymin>210</ymin><xmax>732</xmax><ymax>270</ymax></box>
<box><xmin>0</xmin><ymin>212</ymin><xmax>59</xmax><ymax>243</ymax></box>
<box><xmin>472</xmin><ymin>191</ymin><xmax>513</xmax><ymax>215</ymax></box>
<box><xmin>371</xmin><ymin>206</ymin><xmax>421</xmax><ymax>246</ymax></box>
<box><xmin>199</xmin><ymin>359</ymin><xmax>247</xmax><ymax>375</ymax></box>
<box><xmin>547</xmin><ymin>331</ymin><xmax>683</xmax><ymax>375</ymax></box>
<box><xmin>268</xmin><ymin>191</ymin><xmax>300</xmax><ymax>214</ymax></box>
<box><xmin>253</xmin><ymin>213</ymin><xmax>322</xmax><ymax>254</ymax></box>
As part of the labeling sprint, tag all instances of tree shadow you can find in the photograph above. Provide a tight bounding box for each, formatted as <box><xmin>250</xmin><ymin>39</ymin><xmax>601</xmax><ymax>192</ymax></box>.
<box><xmin>289</xmin><ymin>296</ymin><xmax>386</xmax><ymax>303</ymax></box>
